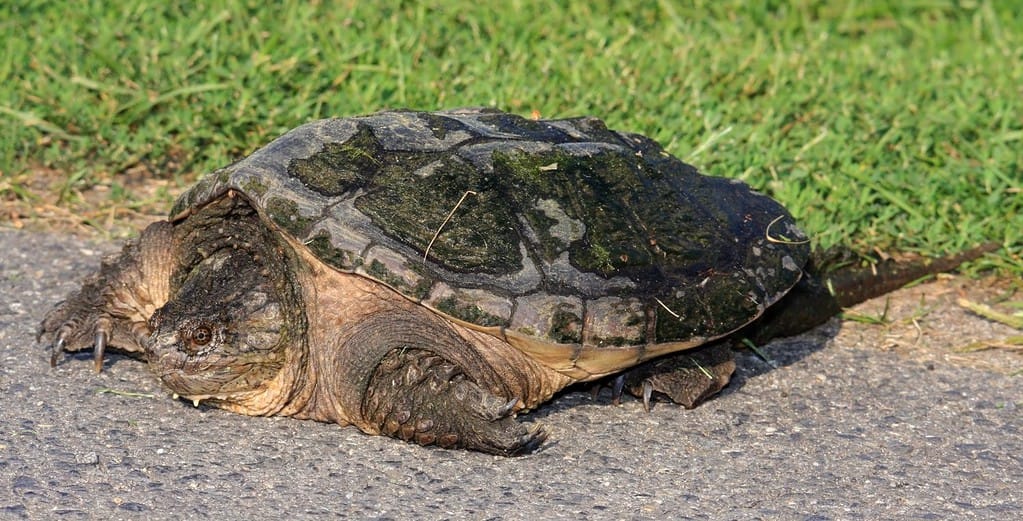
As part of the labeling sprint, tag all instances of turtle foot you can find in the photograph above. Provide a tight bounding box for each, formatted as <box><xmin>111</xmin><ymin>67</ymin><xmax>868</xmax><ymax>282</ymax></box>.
<box><xmin>611</xmin><ymin>342</ymin><xmax>736</xmax><ymax>410</ymax></box>
<box><xmin>39</xmin><ymin>289</ymin><xmax>124</xmax><ymax>372</ymax></box>
<box><xmin>363</xmin><ymin>348</ymin><xmax>546</xmax><ymax>456</ymax></box>
<box><xmin>38</xmin><ymin>221</ymin><xmax>173</xmax><ymax>371</ymax></box>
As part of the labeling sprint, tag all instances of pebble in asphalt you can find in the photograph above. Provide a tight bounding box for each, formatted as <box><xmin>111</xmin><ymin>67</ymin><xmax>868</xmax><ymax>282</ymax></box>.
<box><xmin>1</xmin><ymin>229</ymin><xmax>1020</xmax><ymax>519</ymax></box>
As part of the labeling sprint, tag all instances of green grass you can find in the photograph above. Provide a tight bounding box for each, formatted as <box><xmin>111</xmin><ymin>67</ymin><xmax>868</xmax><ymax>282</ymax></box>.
<box><xmin>1</xmin><ymin>0</ymin><xmax>1020</xmax><ymax>275</ymax></box>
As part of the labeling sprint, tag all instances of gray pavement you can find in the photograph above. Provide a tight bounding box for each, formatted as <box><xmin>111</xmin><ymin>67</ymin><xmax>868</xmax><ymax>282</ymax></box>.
<box><xmin>1</xmin><ymin>228</ymin><xmax>1021</xmax><ymax>520</ymax></box>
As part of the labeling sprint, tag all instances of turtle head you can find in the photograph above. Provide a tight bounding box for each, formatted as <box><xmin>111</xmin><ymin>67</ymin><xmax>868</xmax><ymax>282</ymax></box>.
<box><xmin>145</xmin><ymin>196</ymin><xmax>306</xmax><ymax>413</ymax></box>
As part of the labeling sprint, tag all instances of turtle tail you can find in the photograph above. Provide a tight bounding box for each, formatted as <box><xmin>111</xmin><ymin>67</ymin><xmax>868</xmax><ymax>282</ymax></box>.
<box><xmin>740</xmin><ymin>242</ymin><xmax>1000</xmax><ymax>344</ymax></box>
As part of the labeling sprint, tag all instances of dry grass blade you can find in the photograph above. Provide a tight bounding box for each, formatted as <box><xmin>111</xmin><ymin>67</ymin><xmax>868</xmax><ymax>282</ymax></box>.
<box><xmin>957</xmin><ymin>298</ymin><xmax>1023</xmax><ymax>329</ymax></box>
<box><xmin>955</xmin><ymin>336</ymin><xmax>1023</xmax><ymax>353</ymax></box>
<box><xmin>954</xmin><ymin>298</ymin><xmax>1023</xmax><ymax>356</ymax></box>
<box><xmin>764</xmin><ymin>215</ymin><xmax>810</xmax><ymax>245</ymax></box>
<box><xmin>653</xmin><ymin>297</ymin><xmax>680</xmax><ymax>318</ymax></box>
<box><xmin>423</xmin><ymin>190</ymin><xmax>477</xmax><ymax>263</ymax></box>
<box><xmin>95</xmin><ymin>388</ymin><xmax>156</xmax><ymax>399</ymax></box>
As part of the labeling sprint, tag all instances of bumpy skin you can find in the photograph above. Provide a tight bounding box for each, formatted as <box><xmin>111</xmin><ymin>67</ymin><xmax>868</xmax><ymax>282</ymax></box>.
<box><xmin>38</xmin><ymin>109</ymin><xmax>995</xmax><ymax>455</ymax></box>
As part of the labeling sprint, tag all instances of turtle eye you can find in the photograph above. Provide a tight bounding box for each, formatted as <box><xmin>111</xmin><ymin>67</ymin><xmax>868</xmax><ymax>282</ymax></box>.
<box><xmin>192</xmin><ymin>326</ymin><xmax>213</xmax><ymax>346</ymax></box>
<box><xmin>180</xmin><ymin>324</ymin><xmax>215</xmax><ymax>354</ymax></box>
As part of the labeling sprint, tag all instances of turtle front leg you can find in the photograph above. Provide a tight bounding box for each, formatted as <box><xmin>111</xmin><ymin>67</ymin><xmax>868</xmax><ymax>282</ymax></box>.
<box><xmin>361</xmin><ymin>347</ymin><xmax>546</xmax><ymax>455</ymax></box>
<box><xmin>312</xmin><ymin>306</ymin><xmax>552</xmax><ymax>456</ymax></box>
<box><xmin>38</xmin><ymin>221</ymin><xmax>176</xmax><ymax>371</ymax></box>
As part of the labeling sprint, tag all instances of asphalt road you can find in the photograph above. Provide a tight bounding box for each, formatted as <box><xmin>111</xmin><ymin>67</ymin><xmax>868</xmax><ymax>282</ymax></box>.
<box><xmin>1</xmin><ymin>229</ymin><xmax>1020</xmax><ymax>520</ymax></box>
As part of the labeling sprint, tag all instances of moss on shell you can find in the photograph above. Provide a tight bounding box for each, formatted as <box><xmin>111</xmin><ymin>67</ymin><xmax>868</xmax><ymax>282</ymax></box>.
<box><xmin>289</xmin><ymin>126</ymin><xmax>381</xmax><ymax>195</ymax></box>
<box><xmin>265</xmin><ymin>196</ymin><xmax>314</xmax><ymax>237</ymax></box>
<box><xmin>434</xmin><ymin>296</ymin><xmax>507</xmax><ymax>328</ymax></box>
<box><xmin>305</xmin><ymin>232</ymin><xmax>355</xmax><ymax>271</ymax></box>
<box><xmin>549</xmin><ymin>309</ymin><xmax>583</xmax><ymax>344</ymax></box>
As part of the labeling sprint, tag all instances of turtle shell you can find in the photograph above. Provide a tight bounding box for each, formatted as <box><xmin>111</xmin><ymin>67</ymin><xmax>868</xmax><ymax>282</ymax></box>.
<box><xmin>171</xmin><ymin>108</ymin><xmax>809</xmax><ymax>378</ymax></box>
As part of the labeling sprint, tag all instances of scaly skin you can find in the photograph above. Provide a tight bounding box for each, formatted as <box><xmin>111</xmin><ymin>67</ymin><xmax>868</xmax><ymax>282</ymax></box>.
<box><xmin>289</xmin><ymin>245</ymin><xmax>571</xmax><ymax>454</ymax></box>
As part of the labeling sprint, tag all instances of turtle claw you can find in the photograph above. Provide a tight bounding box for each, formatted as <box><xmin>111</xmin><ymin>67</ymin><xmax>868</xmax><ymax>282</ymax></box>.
<box><xmin>617</xmin><ymin>343</ymin><xmax>737</xmax><ymax>409</ymax></box>
<box><xmin>45</xmin><ymin>316</ymin><xmax>115</xmax><ymax>372</ymax></box>
<box><xmin>492</xmin><ymin>397</ymin><xmax>519</xmax><ymax>420</ymax></box>
<box><xmin>587</xmin><ymin>374</ymin><xmax>629</xmax><ymax>406</ymax></box>
<box><xmin>610</xmin><ymin>374</ymin><xmax>625</xmax><ymax>405</ymax></box>
<box><xmin>39</xmin><ymin>223</ymin><xmax>170</xmax><ymax>371</ymax></box>
<box><xmin>50</xmin><ymin>333</ymin><xmax>67</xmax><ymax>367</ymax></box>
<box><xmin>516</xmin><ymin>425</ymin><xmax>548</xmax><ymax>454</ymax></box>
<box><xmin>93</xmin><ymin>328</ymin><xmax>109</xmax><ymax>373</ymax></box>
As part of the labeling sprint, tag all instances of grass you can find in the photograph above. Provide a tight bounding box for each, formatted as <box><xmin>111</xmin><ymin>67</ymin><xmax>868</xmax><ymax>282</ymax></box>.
<box><xmin>0</xmin><ymin>0</ymin><xmax>1020</xmax><ymax>275</ymax></box>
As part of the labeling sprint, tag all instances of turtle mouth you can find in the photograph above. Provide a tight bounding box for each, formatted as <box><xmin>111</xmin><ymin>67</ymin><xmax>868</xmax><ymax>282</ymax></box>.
<box><xmin>152</xmin><ymin>351</ymin><xmax>245</xmax><ymax>397</ymax></box>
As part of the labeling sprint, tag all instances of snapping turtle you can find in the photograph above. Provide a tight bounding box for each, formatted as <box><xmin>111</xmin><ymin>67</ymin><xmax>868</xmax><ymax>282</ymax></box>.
<box><xmin>39</xmin><ymin>108</ymin><xmax>990</xmax><ymax>455</ymax></box>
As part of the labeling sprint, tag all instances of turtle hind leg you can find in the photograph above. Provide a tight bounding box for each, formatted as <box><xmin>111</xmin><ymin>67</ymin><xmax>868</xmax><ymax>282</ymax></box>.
<box><xmin>617</xmin><ymin>342</ymin><xmax>736</xmax><ymax>410</ymax></box>
<box><xmin>361</xmin><ymin>347</ymin><xmax>546</xmax><ymax>456</ymax></box>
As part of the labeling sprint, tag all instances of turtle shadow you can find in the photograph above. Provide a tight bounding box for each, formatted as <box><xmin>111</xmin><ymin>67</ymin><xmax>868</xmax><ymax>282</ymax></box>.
<box><xmin>730</xmin><ymin>319</ymin><xmax>842</xmax><ymax>382</ymax></box>
<box><xmin>527</xmin><ymin>319</ymin><xmax>841</xmax><ymax>419</ymax></box>
<box><xmin>59</xmin><ymin>349</ymin><xmax>139</xmax><ymax>371</ymax></box>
